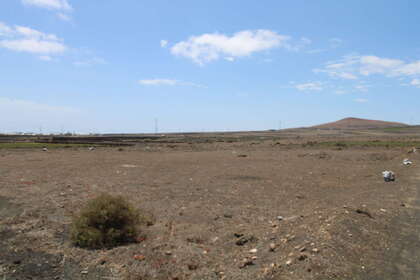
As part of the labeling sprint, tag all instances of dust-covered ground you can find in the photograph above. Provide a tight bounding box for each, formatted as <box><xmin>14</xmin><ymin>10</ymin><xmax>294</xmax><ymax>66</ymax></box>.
<box><xmin>1</xmin><ymin>132</ymin><xmax>420</xmax><ymax>279</ymax></box>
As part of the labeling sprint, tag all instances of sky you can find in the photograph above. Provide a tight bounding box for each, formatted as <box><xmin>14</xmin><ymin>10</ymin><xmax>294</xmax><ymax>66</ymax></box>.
<box><xmin>1</xmin><ymin>0</ymin><xmax>420</xmax><ymax>134</ymax></box>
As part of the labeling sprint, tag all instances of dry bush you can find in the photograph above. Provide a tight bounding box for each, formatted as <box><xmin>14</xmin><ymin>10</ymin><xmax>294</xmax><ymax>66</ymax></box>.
<box><xmin>70</xmin><ymin>193</ymin><xmax>141</xmax><ymax>249</ymax></box>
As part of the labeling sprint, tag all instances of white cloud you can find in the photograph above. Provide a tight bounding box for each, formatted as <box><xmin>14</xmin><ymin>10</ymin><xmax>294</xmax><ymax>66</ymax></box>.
<box><xmin>397</xmin><ymin>61</ymin><xmax>420</xmax><ymax>76</ymax></box>
<box><xmin>170</xmin><ymin>30</ymin><xmax>291</xmax><ymax>65</ymax></box>
<box><xmin>334</xmin><ymin>90</ymin><xmax>346</xmax><ymax>95</ymax></box>
<box><xmin>411</xmin><ymin>79</ymin><xmax>420</xmax><ymax>87</ymax></box>
<box><xmin>73</xmin><ymin>57</ymin><xmax>106</xmax><ymax>67</ymax></box>
<box><xmin>359</xmin><ymin>56</ymin><xmax>404</xmax><ymax>76</ymax></box>
<box><xmin>0</xmin><ymin>22</ymin><xmax>12</xmax><ymax>36</ymax></box>
<box><xmin>224</xmin><ymin>57</ymin><xmax>235</xmax><ymax>62</ymax></box>
<box><xmin>285</xmin><ymin>37</ymin><xmax>312</xmax><ymax>52</ymax></box>
<box><xmin>22</xmin><ymin>0</ymin><xmax>72</xmax><ymax>11</ymax></box>
<box><xmin>329</xmin><ymin>38</ymin><xmax>343</xmax><ymax>48</ymax></box>
<box><xmin>0</xmin><ymin>39</ymin><xmax>66</xmax><ymax>54</ymax></box>
<box><xmin>315</xmin><ymin>54</ymin><xmax>420</xmax><ymax>87</ymax></box>
<box><xmin>294</xmin><ymin>82</ymin><xmax>323</xmax><ymax>92</ymax></box>
<box><xmin>138</xmin><ymin>79</ymin><xmax>204</xmax><ymax>87</ymax></box>
<box><xmin>0</xmin><ymin>22</ymin><xmax>67</xmax><ymax>55</ymax></box>
<box><xmin>57</xmin><ymin>13</ymin><xmax>72</xmax><ymax>21</ymax></box>
<box><xmin>354</xmin><ymin>84</ymin><xmax>369</xmax><ymax>92</ymax></box>
<box><xmin>160</xmin><ymin>40</ymin><xmax>168</xmax><ymax>48</ymax></box>
<box><xmin>354</xmin><ymin>98</ymin><xmax>368</xmax><ymax>103</ymax></box>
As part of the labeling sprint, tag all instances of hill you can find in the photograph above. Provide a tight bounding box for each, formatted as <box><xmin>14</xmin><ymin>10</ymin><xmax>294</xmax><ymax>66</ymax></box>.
<box><xmin>313</xmin><ymin>117</ymin><xmax>408</xmax><ymax>129</ymax></box>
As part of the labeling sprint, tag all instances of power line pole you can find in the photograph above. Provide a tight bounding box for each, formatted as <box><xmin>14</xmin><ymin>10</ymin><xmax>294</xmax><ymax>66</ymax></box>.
<box><xmin>154</xmin><ymin>118</ymin><xmax>158</xmax><ymax>134</ymax></box>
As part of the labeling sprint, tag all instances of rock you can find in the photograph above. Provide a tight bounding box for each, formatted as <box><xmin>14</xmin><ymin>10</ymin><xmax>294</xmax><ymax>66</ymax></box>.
<box><xmin>298</xmin><ymin>254</ymin><xmax>308</xmax><ymax>261</ymax></box>
<box><xmin>286</xmin><ymin>259</ymin><xmax>293</xmax><ymax>266</ymax></box>
<box><xmin>223</xmin><ymin>213</ymin><xmax>233</xmax><ymax>218</ymax></box>
<box><xmin>312</xmin><ymin>248</ymin><xmax>319</xmax><ymax>253</ymax></box>
<box><xmin>269</xmin><ymin>243</ymin><xmax>276</xmax><ymax>252</ymax></box>
<box><xmin>133</xmin><ymin>255</ymin><xmax>145</xmax><ymax>261</ymax></box>
<box><xmin>235</xmin><ymin>235</ymin><xmax>257</xmax><ymax>246</ymax></box>
<box><xmin>81</xmin><ymin>270</ymin><xmax>88</xmax><ymax>274</ymax></box>
<box><xmin>277</xmin><ymin>216</ymin><xmax>284</xmax><ymax>221</ymax></box>
<box><xmin>299</xmin><ymin>246</ymin><xmax>306</xmax><ymax>252</ymax></box>
<box><xmin>382</xmin><ymin>170</ymin><xmax>395</xmax><ymax>182</ymax></box>
<box><xmin>239</xmin><ymin>258</ymin><xmax>254</xmax><ymax>268</ymax></box>
<box><xmin>188</xmin><ymin>264</ymin><xmax>198</xmax><ymax>270</ymax></box>
<box><xmin>356</xmin><ymin>208</ymin><xmax>373</xmax><ymax>219</ymax></box>
<box><xmin>165</xmin><ymin>251</ymin><xmax>172</xmax><ymax>256</ymax></box>
<box><xmin>249</xmin><ymin>248</ymin><xmax>258</xmax><ymax>253</ymax></box>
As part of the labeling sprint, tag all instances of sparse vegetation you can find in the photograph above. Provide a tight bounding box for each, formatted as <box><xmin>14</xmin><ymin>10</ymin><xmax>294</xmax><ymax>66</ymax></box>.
<box><xmin>0</xmin><ymin>142</ymin><xmax>94</xmax><ymax>149</ymax></box>
<box><xmin>313</xmin><ymin>140</ymin><xmax>420</xmax><ymax>148</ymax></box>
<box><xmin>70</xmin><ymin>193</ymin><xmax>141</xmax><ymax>249</ymax></box>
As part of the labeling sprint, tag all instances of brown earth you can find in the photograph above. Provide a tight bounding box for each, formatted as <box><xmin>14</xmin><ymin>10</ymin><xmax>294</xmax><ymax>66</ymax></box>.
<box><xmin>0</xmin><ymin>130</ymin><xmax>420</xmax><ymax>279</ymax></box>
<box><xmin>312</xmin><ymin>117</ymin><xmax>408</xmax><ymax>130</ymax></box>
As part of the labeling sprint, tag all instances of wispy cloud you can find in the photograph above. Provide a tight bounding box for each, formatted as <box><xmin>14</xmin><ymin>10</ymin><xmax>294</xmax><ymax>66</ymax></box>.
<box><xmin>354</xmin><ymin>84</ymin><xmax>369</xmax><ymax>92</ymax></box>
<box><xmin>160</xmin><ymin>40</ymin><xmax>168</xmax><ymax>48</ymax></box>
<box><xmin>354</xmin><ymin>98</ymin><xmax>368</xmax><ymax>103</ymax></box>
<box><xmin>22</xmin><ymin>0</ymin><xmax>73</xmax><ymax>22</ymax></box>
<box><xmin>0</xmin><ymin>22</ymin><xmax>67</xmax><ymax>55</ymax></box>
<box><xmin>138</xmin><ymin>79</ymin><xmax>204</xmax><ymax>87</ymax></box>
<box><xmin>39</xmin><ymin>55</ymin><xmax>53</xmax><ymax>61</ymax></box>
<box><xmin>411</xmin><ymin>79</ymin><xmax>420</xmax><ymax>88</ymax></box>
<box><xmin>56</xmin><ymin>13</ymin><xmax>72</xmax><ymax>22</ymax></box>
<box><xmin>170</xmin><ymin>30</ymin><xmax>301</xmax><ymax>65</ymax></box>
<box><xmin>294</xmin><ymin>81</ymin><xmax>324</xmax><ymax>92</ymax></box>
<box><xmin>22</xmin><ymin>0</ymin><xmax>72</xmax><ymax>11</ymax></box>
<box><xmin>329</xmin><ymin>38</ymin><xmax>343</xmax><ymax>48</ymax></box>
<box><xmin>73</xmin><ymin>57</ymin><xmax>106</xmax><ymax>67</ymax></box>
<box><xmin>314</xmin><ymin>54</ymin><xmax>420</xmax><ymax>87</ymax></box>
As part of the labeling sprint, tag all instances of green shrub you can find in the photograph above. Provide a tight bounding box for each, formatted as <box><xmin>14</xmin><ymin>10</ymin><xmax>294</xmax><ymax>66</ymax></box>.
<box><xmin>70</xmin><ymin>193</ymin><xmax>141</xmax><ymax>249</ymax></box>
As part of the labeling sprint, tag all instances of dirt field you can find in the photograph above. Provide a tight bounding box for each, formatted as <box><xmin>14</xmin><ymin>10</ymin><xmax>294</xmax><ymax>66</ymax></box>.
<box><xmin>1</xmin><ymin>130</ymin><xmax>420</xmax><ymax>279</ymax></box>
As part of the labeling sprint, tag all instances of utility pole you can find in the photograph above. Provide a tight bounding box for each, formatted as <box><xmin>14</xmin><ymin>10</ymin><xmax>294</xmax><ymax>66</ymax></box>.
<box><xmin>154</xmin><ymin>118</ymin><xmax>158</xmax><ymax>134</ymax></box>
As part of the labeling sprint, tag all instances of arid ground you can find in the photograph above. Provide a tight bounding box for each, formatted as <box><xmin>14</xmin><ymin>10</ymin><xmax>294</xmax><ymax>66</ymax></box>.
<box><xmin>1</xmin><ymin>127</ymin><xmax>420</xmax><ymax>279</ymax></box>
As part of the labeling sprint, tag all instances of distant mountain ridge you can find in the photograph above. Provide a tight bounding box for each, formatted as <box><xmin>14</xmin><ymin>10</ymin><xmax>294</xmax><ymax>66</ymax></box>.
<box><xmin>313</xmin><ymin>117</ymin><xmax>408</xmax><ymax>129</ymax></box>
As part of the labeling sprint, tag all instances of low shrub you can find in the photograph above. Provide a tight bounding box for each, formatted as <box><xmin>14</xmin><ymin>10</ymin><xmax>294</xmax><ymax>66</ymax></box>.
<box><xmin>70</xmin><ymin>193</ymin><xmax>141</xmax><ymax>249</ymax></box>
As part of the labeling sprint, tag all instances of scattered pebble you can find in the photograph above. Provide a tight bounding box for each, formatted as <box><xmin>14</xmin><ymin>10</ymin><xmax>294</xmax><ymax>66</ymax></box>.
<box><xmin>269</xmin><ymin>243</ymin><xmax>276</xmax><ymax>252</ymax></box>
<box><xmin>133</xmin><ymin>255</ymin><xmax>145</xmax><ymax>261</ymax></box>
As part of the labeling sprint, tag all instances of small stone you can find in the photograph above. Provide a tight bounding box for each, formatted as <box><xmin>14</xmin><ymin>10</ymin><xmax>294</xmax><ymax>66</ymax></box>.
<box><xmin>239</xmin><ymin>258</ymin><xmax>254</xmax><ymax>268</ymax></box>
<box><xmin>298</xmin><ymin>254</ymin><xmax>308</xmax><ymax>261</ymax></box>
<box><xmin>269</xmin><ymin>243</ymin><xmax>276</xmax><ymax>252</ymax></box>
<box><xmin>249</xmin><ymin>248</ymin><xmax>258</xmax><ymax>253</ymax></box>
<box><xmin>133</xmin><ymin>255</ymin><xmax>145</xmax><ymax>261</ymax></box>
<box><xmin>299</xmin><ymin>246</ymin><xmax>306</xmax><ymax>252</ymax></box>
<box><xmin>165</xmin><ymin>251</ymin><xmax>172</xmax><ymax>256</ymax></box>
<box><xmin>380</xmin><ymin>208</ymin><xmax>387</xmax><ymax>213</ymax></box>
<box><xmin>223</xmin><ymin>213</ymin><xmax>233</xmax><ymax>218</ymax></box>
<box><xmin>286</xmin><ymin>259</ymin><xmax>293</xmax><ymax>266</ymax></box>
<box><xmin>188</xmin><ymin>264</ymin><xmax>198</xmax><ymax>270</ymax></box>
<box><xmin>277</xmin><ymin>216</ymin><xmax>284</xmax><ymax>221</ymax></box>
<box><xmin>81</xmin><ymin>270</ymin><xmax>88</xmax><ymax>274</ymax></box>
<box><xmin>312</xmin><ymin>248</ymin><xmax>319</xmax><ymax>253</ymax></box>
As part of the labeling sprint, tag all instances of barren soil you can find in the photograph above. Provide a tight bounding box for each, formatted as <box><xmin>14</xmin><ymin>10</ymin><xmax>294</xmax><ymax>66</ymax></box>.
<box><xmin>0</xmin><ymin>134</ymin><xmax>419</xmax><ymax>279</ymax></box>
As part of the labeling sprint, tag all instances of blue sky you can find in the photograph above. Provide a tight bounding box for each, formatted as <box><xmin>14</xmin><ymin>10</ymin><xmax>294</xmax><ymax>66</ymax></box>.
<box><xmin>1</xmin><ymin>0</ymin><xmax>420</xmax><ymax>133</ymax></box>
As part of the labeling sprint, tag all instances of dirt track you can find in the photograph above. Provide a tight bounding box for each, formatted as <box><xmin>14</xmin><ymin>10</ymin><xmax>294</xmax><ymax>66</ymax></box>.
<box><xmin>0</xmin><ymin>137</ymin><xmax>419</xmax><ymax>279</ymax></box>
